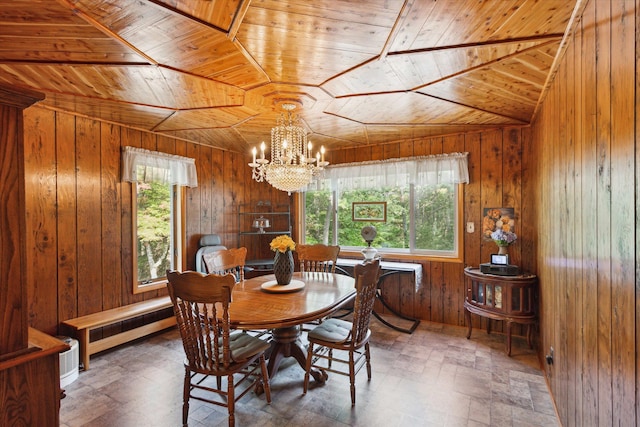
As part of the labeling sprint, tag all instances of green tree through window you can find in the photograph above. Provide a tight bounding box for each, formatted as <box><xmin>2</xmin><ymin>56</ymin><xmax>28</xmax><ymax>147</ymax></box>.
<box><xmin>136</xmin><ymin>181</ymin><xmax>173</xmax><ymax>282</ymax></box>
<box><xmin>304</xmin><ymin>183</ymin><xmax>458</xmax><ymax>256</ymax></box>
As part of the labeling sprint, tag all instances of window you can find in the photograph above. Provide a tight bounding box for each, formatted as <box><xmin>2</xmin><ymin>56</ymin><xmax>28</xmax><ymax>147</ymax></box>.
<box><xmin>122</xmin><ymin>146</ymin><xmax>198</xmax><ymax>293</ymax></box>
<box><xmin>303</xmin><ymin>153</ymin><xmax>468</xmax><ymax>259</ymax></box>
<box><xmin>133</xmin><ymin>182</ymin><xmax>183</xmax><ymax>292</ymax></box>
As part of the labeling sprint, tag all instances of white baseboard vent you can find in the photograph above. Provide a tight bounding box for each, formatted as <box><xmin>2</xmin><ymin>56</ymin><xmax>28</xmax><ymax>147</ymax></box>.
<box><xmin>58</xmin><ymin>336</ymin><xmax>79</xmax><ymax>387</ymax></box>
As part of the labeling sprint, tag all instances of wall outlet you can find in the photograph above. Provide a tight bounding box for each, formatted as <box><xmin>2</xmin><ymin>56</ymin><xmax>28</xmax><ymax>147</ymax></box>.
<box><xmin>466</xmin><ymin>222</ymin><xmax>475</xmax><ymax>233</ymax></box>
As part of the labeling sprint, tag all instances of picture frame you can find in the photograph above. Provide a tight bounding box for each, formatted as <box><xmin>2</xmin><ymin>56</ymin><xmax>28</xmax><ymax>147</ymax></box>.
<box><xmin>482</xmin><ymin>207</ymin><xmax>516</xmax><ymax>240</ymax></box>
<box><xmin>352</xmin><ymin>202</ymin><xmax>387</xmax><ymax>222</ymax></box>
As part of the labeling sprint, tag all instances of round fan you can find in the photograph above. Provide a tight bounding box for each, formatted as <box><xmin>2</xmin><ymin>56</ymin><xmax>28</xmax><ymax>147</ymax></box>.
<box><xmin>361</xmin><ymin>225</ymin><xmax>377</xmax><ymax>245</ymax></box>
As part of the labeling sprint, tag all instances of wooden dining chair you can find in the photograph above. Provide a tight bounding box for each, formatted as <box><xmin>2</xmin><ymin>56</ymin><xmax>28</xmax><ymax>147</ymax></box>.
<box><xmin>297</xmin><ymin>243</ymin><xmax>345</xmax><ymax>326</ymax></box>
<box><xmin>297</xmin><ymin>243</ymin><xmax>340</xmax><ymax>274</ymax></box>
<box><xmin>302</xmin><ymin>259</ymin><xmax>380</xmax><ymax>406</ymax></box>
<box><xmin>203</xmin><ymin>247</ymin><xmax>248</xmax><ymax>282</ymax></box>
<box><xmin>167</xmin><ymin>270</ymin><xmax>271</xmax><ymax>427</ymax></box>
<box><xmin>203</xmin><ymin>246</ymin><xmax>272</xmax><ymax>340</ymax></box>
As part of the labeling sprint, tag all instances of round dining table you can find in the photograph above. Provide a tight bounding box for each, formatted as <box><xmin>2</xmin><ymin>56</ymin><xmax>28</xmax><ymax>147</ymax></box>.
<box><xmin>229</xmin><ymin>271</ymin><xmax>356</xmax><ymax>381</ymax></box>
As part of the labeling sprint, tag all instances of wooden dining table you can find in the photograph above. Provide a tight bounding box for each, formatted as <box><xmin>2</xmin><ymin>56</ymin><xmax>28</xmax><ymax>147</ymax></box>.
<box><xmin>228</xmin><ymin>271</ymin><xmax>356</xmax><ymax>382</ymax></box>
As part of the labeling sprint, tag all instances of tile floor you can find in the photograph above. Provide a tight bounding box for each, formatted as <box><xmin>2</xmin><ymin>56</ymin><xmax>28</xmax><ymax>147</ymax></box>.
<box><xmin>59</xmin><ymin>317</ymin><xmax>559</xmax><ymax>427</ymax></box>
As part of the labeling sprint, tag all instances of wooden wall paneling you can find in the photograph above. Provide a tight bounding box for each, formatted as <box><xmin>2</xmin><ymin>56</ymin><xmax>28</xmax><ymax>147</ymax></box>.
<box><xmin>414</xmin><ymin>260</ymin><xmax>430</xmax><ymax>320</ymax></box>
<box><xmin>429</xmin><ymin>137</ymin><xmax>444</xmax><ymax>155</ymax></box>
<box><xmin>383</xmin><ymin>142</ymin><xmax>400</xmax><ymax>159</ymax></box>
<box><xmin>635</xmin><ymin>0</ymin><xmax>640</xmax><ymax>421</ymax></box>
<box><xmin>442</xmin><ymin>134</ymin><xmax>466</xmax><ymax>326</ymax></box>
<box><xmin>55</xmin><ymin>112</ymin><xmax>78</xmax><ymax>328</ymax></box>
<box><xmin>222</xmin><ymin>150</ymin><xmax>240</xmax><ymax>247</ymax></box>
<box><xmin>210</xmin><ymin>146</ymin><xmax>224</xmax><ymax>240</ymax></box>
<box><xmin>579</xmin><ymin>2</ymin><xmax>598</xmax><ymax>421</ymax></box>
<box><xmin>556</xmin><ymin>50</ymin><xmax>570</xmax><ymax>420</ymax></box>
<box><xmin>100</xmin><ymin>123</ymin><xmax>122</xmax><ymax>311</ymax></box>
<box><xmin>413</xmin><ymin>138</ymin><xmax>431</xmax><ymax>156</ymax></box>
<box><xmin>569</xmin><ymin>24</ymin><xmax>583</xmax><ymax>427</ymax></box>
<box><xmin>198</xmin><ymin>145</ymin><xmax>214</xmax><ymax>237</ymax></box>
<box><xmin>398</xmin><ymin>140</ymin><xmax>413</xmax><ymax>158</ymax></box>
<box><xmin>399</xmin><ymin>269</ymin><xmax>415</xmax><ymax>319</ymax></box>
<box><xmin>120</xmin><ymin>128</ymin><xmax>141</xmax><ymax>305</ymax></box>
<box><xmin>330</xmin><ymin>147</ymin><xmax>346</xmax><ymax>165</ymax></box>
<box><xmin>140</xmin><ymin>131</ymin><xmax>156</xmax><ymax>151</ymax></box>
<box><xmin>429</xmin><ymin>261</ymin><xmax>444</xmax><ymax>323</ymax></box>
<box><xmin>594</xmin><ymin>0</ymin><xmax>613</xmax><ymax>423</ymax></box>
<box><xmin>549</xmin><ymin>70</ymin><xmax>561</xmax><ymax>390</ymax></box>
<box><xmin>442</xmin><ymin>262</ymin><xmax>463</xmax><ymax>326</ymax></box>
<box><xmin>476</xmin><ymin>130</ymin><xmax>503</xmax><ymax>331</ymax></box>
<box><xmin>353</xmin><ymin>145</ymin><xmax>371</xmax><ymax>163</ymax></box>
<box><xmin>464</xmin><ymin>132</ymin><xmax>482</xmax><ymax>269</ymax></box>
<box><xmin>378</xmin><ymin>273</ymin><xmax>399</xmax><ymax>316</ymax></box>
<box><xmin>540</xmin><ymin>33</ymin><xmax>557</xmax><ymax>421</ymax></box>
<box><xmin>343</xmin><ymin>147</ymin><xmax>357</xmax><ymax>163</ymax></box>
<box><xmin>520</xmin><ymin>127</ymin><xmax>537</xmax><ymax>275</ymax></box>
<box><xmin>370</xmin><ymin>143</ymin><xmax>384</xmax><ymax>161</ymax></box>
<box><xmin>479</xmin><ymin>130</ymin><xmax>504</xmax><ymax>266</ymax></box>
<box><xmin>99</xmin><ymin>123</ymin><xmax>122</xmax><ymax>339</ymax></box>
<box><xmin>502</xmin><ymin>128</ymin><xmax>522</xmax><ymax>269</ymax></box>
<box><xmin>74</xmin><ymin>117</ymin><xmax>103</xmax><ymax>317</ymax></box>
<box><xmin>185</xmin><ymin>143</ymin><xmax>201</xmax><ymax>271</ymax></box>
<box><xmin>609</xmin><ymin>0</ymin><xmax>635</xmax><ymax>423</ymax></box>
<box><xmin>23</xmin><ymin>109</ymin><xmax>58</xmax><ymax>335</ymax></box>
<box><xmin>155</xmin><ymin>134</ymin><xmax>175</xmax><ymax>154</ymax></box>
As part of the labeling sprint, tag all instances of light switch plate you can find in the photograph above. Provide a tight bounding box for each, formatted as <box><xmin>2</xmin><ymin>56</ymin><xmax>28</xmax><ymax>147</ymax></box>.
<box><xmin>466</xmin><ymin>222</ymin><xmax>474</xmax><ymax>233</ymax></box>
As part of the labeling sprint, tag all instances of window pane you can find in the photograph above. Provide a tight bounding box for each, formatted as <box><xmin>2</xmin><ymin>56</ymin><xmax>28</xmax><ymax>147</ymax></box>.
<box><xmin>303</xmin><ymin>169</ymin><xmax>460</xmax><ymax>258</ymax></box>
<box><xmin>338</xmin><ymin>188</ymin><xmax>409</xmax><ymax>249</ymax></box>
<box><xmin>304</xmin><ymin>189</ymin><xmax>334</xmax><ymax>244</ymax></box>
<box><xmin>136</xmin><ymin>181</ymin><xmax>173</xmax><ymax>282</ymax></box>
<box><xmin>414</xmin><ymin>184</ymin><xmax>456</xmax><ymax>251</ymax></box>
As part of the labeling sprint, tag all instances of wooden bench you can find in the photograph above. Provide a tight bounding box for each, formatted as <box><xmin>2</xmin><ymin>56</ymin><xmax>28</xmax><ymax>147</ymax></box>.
<box><xmin>62</xmin><ymin>296</ymin><xmax>176</xmax><ymax>370</ymax></box>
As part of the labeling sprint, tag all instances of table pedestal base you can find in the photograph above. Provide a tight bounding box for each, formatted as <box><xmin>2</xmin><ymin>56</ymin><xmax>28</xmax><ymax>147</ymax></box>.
<box><xmin>267</xmin><ymin>326</ymin><xmax>325</xmax><ymax>383</ymax></box>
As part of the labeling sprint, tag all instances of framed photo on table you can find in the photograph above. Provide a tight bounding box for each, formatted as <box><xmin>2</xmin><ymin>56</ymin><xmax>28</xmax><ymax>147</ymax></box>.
<box><xmin>352</xmin><ymin>202</ymin><xmax>387</xmax><ymax>222</ymax></box>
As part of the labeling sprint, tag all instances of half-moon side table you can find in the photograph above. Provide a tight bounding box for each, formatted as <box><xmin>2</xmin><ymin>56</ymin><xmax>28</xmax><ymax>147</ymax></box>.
<box><xmin>463</xmin><ymin>267</ymin><xmax>538</xmax><ymax>356</ymax></box>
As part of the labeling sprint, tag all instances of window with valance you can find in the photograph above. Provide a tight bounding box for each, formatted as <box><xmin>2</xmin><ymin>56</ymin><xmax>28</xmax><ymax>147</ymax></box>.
<box><xmin>122</xmin><ymin>146</ymin><xmax>198</xmax><ymax>187</ymax></box>
<box><xmin>122</xmin><ymin>146</ymin><xmax>198</xmax><ymax>293</ymax></box>
<box><xmin>304</xmin><ymin>153</ymin><xmax>469</xmax><ymax>258</ymax></box>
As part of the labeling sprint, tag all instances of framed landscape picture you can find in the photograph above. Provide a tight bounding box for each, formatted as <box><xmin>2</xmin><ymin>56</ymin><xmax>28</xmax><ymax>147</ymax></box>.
<box><xmin>352</xmin><ymin>202</ymin><xmax>387</xmax><ymax>222</ymax></box>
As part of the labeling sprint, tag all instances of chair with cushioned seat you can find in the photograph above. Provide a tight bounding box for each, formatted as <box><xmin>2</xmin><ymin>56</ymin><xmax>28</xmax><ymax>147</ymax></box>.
<box><xmin>302</xmin><ymin>259</ymin><xmax>380</xmax><ymax>406</ymax></box>
<box><xmin>167</xmin><ymin>270</ymin><xmax>271</xmax><ymax>427</ymax></box>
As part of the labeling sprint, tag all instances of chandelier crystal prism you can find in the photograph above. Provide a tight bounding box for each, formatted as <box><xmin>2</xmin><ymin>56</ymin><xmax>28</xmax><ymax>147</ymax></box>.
<box><xmin>249</xmin><ymin>104</ymin><xmax>329</xmax><ymax>194</ymax></box>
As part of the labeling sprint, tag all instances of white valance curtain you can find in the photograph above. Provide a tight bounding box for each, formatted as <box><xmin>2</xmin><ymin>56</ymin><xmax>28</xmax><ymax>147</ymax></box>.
<box><xmin>318</xmin><ymin>152</ymin><xmax>469</xmax><ymax>191</ymax></box>
<box><xmin>121</xmin><ymin>146</ymin><xmax>198</xmax><ymax>187</ymax></box>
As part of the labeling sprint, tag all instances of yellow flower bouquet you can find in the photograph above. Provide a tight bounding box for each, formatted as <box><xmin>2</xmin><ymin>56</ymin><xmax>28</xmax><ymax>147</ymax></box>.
<box><xmin>270</xmin><ymin>235</ymin><xmax>296</xmax><ymax>253</ymax></box>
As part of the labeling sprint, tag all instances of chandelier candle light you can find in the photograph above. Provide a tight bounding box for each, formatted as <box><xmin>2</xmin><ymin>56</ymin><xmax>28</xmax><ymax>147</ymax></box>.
<box><xmin>249</xmin><ymin>104</ymin><xmax>329</xmax><ymax>194</ymax></box>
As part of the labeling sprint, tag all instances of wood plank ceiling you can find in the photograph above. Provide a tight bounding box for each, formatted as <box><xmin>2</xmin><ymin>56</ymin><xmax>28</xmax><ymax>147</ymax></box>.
<box><xmin>0</xmin><ymin>0</ymin><xmax>578</xmax><ymax>153</ymax></box>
